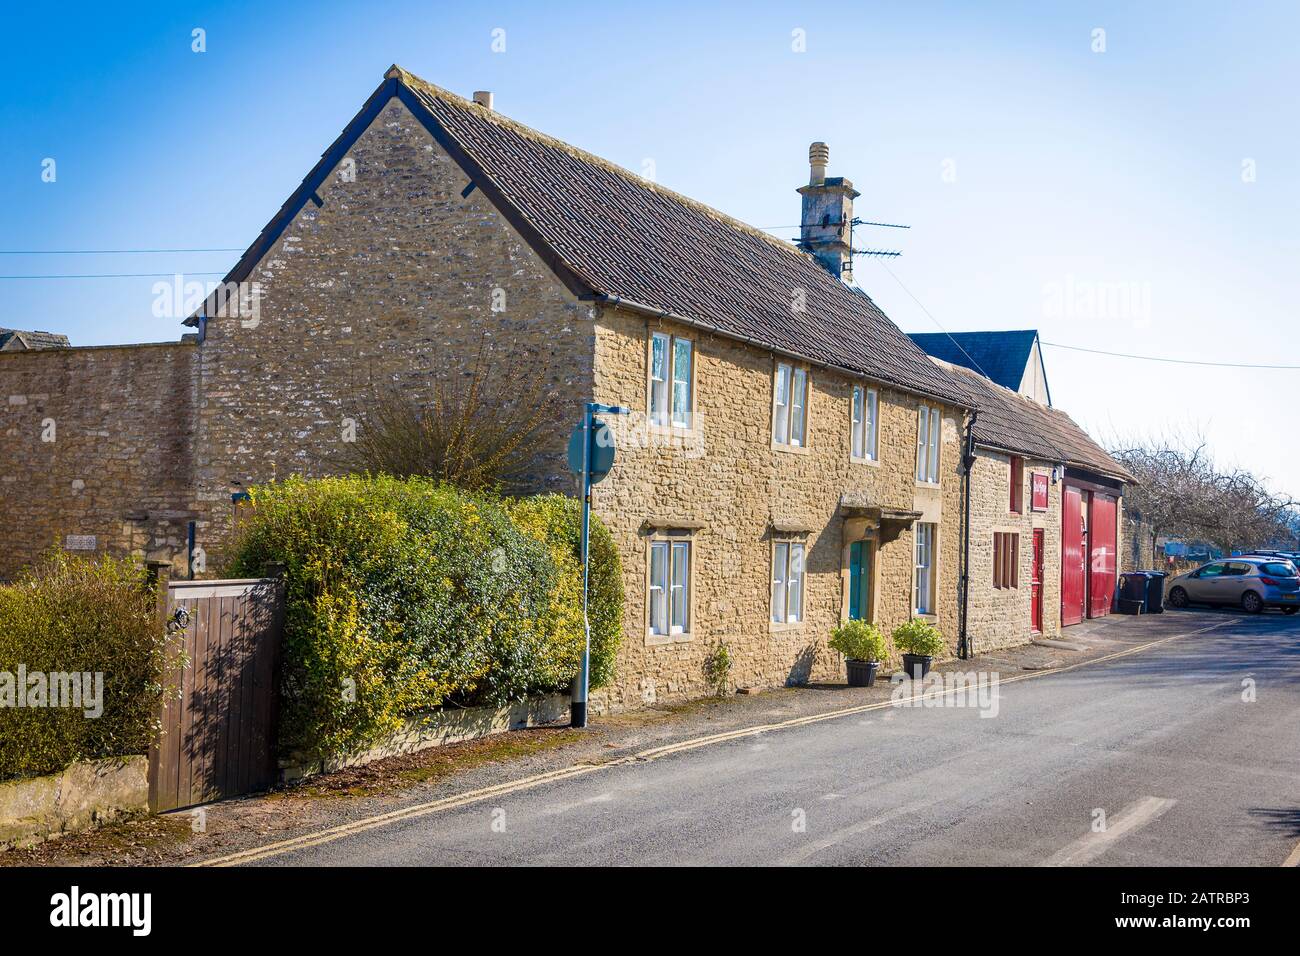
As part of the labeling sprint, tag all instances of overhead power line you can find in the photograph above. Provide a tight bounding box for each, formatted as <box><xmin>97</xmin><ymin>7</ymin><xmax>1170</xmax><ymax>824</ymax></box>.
<box><xmin>869</xmin><ymin>258</ymin><xmax>1298</xmax><ymax>373</ymax></box>
<box><xmin>875</xmin><ymin>260</ymin><xmax>993</xmax><ymax>381</ymax></box>
<box><xmin>0</xmin><ymin>271</ymin><xmax>227</xmax><ymax>280</ymax></box>
<box><xmin>1041</xmin><ymin>340</ymin><xmax>1300</xmax><ymax>370</ymax></box>
<box><xmin>0</xmin><ymin>247</ymin><xmax>243</xmax><ymax>255</ymax></box>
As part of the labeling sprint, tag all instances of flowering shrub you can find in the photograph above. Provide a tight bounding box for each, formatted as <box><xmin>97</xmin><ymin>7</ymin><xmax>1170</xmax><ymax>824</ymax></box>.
<box><xmin>0</xmin><ymin>554</ymin><xmax>172</xmax><ymax>781</ymax></box>
<box><xmin>227</xmin><ymin>476</ymin><xmax>621</xmax><ymax>761</ymax></box>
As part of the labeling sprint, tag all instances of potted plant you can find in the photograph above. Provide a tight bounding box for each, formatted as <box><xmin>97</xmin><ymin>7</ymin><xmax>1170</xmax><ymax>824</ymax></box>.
<box><xmin>892</xmin><ymin>618</ymin><xmax>945</xmax><ymax>679</ymax></box>
<box><xmin>828</xmin><ymin>620</ymin><xmax>890</xmax><ymax>687</ymax></box>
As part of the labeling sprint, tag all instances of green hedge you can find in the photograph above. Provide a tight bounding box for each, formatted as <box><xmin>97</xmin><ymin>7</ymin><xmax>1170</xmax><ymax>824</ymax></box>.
<box><xmin>508</xmin><ymin>495</ymin><xmax>624</xmax><ymax>692</ymax></box>
<box><xmin>0</xmin><ymin>554</ymin><xmax>170</xmax><ymax>782</ymax></box>
<box><xmin>226</xmin><ymin>476</ymin><xmax>623</xmax><ymax>762</ymax></box>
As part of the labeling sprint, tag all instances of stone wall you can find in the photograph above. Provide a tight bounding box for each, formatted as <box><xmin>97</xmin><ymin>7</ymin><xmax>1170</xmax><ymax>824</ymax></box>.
<box><xmin>0</xmin><ymin>756</ymin><xmax>148</xmax><ymax>850</ymax></box>
<box><xmin>192</xmin><ymin>96</ymin><xmax>592</xmax><ymax>564</ymax></box>
<box><xmin>964</xmin><ymin>449</ymin><xmax>1062</xmax><ymax>652</ymax></box>
<box><xmin>0</xmin><ymin>343</ymin><xmax>198</xmax><ymax>581</ymax></box>
<box><xmin>590</xmin><ymin>305</ymin><xmax>964</xmax><ymax>709</ymax></box>
<box><xmin>1121</xmin><ymin>506</ymin><xmax>1156</xmax><ymax>571</ymax></box>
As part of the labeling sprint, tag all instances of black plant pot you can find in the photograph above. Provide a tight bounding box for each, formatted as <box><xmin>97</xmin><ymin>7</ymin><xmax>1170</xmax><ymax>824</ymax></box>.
<box><xmin>846</xmin><ymin>659</ymin><xmax>879</xmax><ymax>687</ymax></box>
<box><xmin>902</xmin><ymin>653</ymin><xmax>933</xmax><ymax>679</ymax></box>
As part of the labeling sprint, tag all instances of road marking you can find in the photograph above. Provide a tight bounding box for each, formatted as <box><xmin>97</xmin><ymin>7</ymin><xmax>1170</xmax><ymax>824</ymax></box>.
<box><xmin>779</xmin><ymin>795</ymin><xmax>947</xmax><ymax>865</ymax></box>
<box><xmin>195</xmin><ymin>619</ymin><xmax>1229</xmax><ymax>867</ymax></box>
<box><xmin>1283</xmin><ymin>840</ymin><xmax>1300</xmax><ymax>867</ymax></box>
<box><xmin>195</xmin><ymin>763</ymin><xmax>610</xmax><ymax>866</ymax></box>
<box><xmin>1042</xmin><ymin>796</ymin><xmax>1178</xmax><ymax>866</ymax></box>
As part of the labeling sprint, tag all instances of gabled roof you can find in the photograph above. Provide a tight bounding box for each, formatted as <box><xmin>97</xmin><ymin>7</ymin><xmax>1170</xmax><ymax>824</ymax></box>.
<box><xmin>0</xmin><ymin>328</ymin><xmax>70</xmax><ymax>351</ymax></box>
<box><xmin>908</xmin><ymin>330</ymin><xmax>1044</xmax><ymax>398</ymax></box>
<box><xmin>194</xmin><ymin>66</ymin><xmax>969</xmax><ymax>407</ymax></box>
<box><xmin>939</xmin><ymin>360</ymin><xmax>1130</xmax><ymax>482</ymax></box>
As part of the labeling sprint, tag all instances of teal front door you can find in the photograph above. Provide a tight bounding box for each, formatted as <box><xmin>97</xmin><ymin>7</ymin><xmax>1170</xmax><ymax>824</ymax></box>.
<box><xmin>848</xmin><ymin>541</ymin><xmax>872</xmax><ymax>620</ymax></box>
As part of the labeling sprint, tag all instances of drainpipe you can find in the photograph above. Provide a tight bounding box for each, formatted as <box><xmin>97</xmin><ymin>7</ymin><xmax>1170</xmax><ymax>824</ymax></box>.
<box><xmin>958</xmin><ymin>411</ymin><xmax>979</xmax><ymax>660</ymax></box>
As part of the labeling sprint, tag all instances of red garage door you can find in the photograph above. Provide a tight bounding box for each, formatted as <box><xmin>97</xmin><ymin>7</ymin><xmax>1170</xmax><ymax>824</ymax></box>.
<box><xmin>1089</xmin><ymin>493</ymin><xmax>1117</xmax><ymax>619</ymax></box>
<box><xmin>1062</xmin><ymin>485</ymin><xmax>1085</xmax><ymax>626</ymax></box>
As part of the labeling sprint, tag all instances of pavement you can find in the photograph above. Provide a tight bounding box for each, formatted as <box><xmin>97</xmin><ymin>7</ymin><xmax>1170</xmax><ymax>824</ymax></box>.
<box><xmin>195</xmin><ymin>607</ymin><xmax>1300</xmax><ymax>867</ymax></box>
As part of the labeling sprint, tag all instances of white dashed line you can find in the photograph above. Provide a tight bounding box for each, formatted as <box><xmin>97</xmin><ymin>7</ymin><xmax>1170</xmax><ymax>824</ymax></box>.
<box><xmin>1042</xmin><ymin>796</ymin><xmax>1178</xmax><ymax>866</ymax></box>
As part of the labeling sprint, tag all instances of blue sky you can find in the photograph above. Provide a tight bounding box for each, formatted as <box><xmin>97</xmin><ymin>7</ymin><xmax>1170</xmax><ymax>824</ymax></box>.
<box><xmin>2</xmin><ymin>1</ymin><xmax>1296</xmax><ymax>494</ymax></box>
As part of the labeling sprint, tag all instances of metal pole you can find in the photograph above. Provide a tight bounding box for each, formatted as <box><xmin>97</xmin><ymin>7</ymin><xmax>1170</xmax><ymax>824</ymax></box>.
<box><xmin>572</xmin><ymin>403</ymin><xmax>593</xmax><ymax>728</ymax></box>
<box><xmin>958</xmin><ymin>411</ymin><xmax>978</xmax><ymax>660</ymax></box>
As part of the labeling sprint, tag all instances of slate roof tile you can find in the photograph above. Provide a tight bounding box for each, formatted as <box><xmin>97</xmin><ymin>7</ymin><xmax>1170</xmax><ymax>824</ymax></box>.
<box><xmin>399</xmin><ymin>70</ymin><xmax>969</xmax><ymax>406</ymax></box>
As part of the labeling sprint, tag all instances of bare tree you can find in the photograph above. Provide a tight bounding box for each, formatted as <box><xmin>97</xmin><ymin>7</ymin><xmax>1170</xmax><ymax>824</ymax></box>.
<box><xmin>1110</xmin><ymin>429</ymin><xmax>1298</xmax><ymax>555</ymax></box>
<box><xmin>337</xmin><ymin>338</ymin><xmax>557</xmax><ymax>493</ymax></box>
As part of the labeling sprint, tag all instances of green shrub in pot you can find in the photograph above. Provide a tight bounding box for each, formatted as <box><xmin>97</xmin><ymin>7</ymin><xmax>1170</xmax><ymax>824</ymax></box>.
<box><xmin>892</xmin><ymin>618</ymin><xmax>946</xmax><ymax>679</ymax></box>
<box><xmin>827</xmin><ymin>620</ymin><xmax>889</xmax><ymax>662</ymax></box>
<box><xmin>828</xmin><ymin>620</ymin><xmax>889</xmax><ymax>687</ymax></box>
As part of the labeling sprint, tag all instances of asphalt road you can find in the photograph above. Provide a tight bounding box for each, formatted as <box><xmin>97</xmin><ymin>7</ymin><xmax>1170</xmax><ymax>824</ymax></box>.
<box><xmin>253</xmin><ymin>610</ymin><xmax>1300</xmax><ymax>866</ymax></box>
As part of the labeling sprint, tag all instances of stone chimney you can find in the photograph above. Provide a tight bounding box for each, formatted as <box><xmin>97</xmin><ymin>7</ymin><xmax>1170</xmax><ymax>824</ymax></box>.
<box><xmin>797</xmin><ymin>142</ymin><xmax>859</xmax><ymax>280</ymax></box>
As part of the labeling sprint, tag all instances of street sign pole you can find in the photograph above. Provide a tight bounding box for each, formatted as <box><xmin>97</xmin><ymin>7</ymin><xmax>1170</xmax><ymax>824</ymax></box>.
<box><xmin>570</xmin><ymin>402</ymin><xmax>628</xmax><ymax>729</ymax></box>
<box><xmin>574</xmin><ymin>404</ymin><xmax>593</xmax><ymax>728</ymax></box>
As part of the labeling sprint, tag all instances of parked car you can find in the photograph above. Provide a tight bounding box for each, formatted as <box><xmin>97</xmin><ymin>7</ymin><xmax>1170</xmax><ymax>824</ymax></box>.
<box><xmin>1238</xmin><ymin>553</ymin><xmax>1300</xmax><ymax>576</ymax></box>
<box><xmin>1166</xmin><ymin>558</ymin><xmax>1300</xmax><ymax>614</ymax></box>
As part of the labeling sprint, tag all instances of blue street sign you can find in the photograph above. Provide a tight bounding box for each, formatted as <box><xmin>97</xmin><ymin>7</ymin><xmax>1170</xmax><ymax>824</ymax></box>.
<box><xmin>567</xmin><ymin>417</ymin><xmax>615</xmax><ymax>483</ymax></box>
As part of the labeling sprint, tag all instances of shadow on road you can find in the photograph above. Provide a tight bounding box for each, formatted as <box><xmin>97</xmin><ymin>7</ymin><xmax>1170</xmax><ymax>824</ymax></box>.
<box><xmin>1248</xmin><ymin>807</ymin><xmax>1300</xmax><ymax>839</ymax></box>
<box><xmin>1060</xmin><ymin>610</ymin><xmax>1300</xmax><ymax>690</ymax></box>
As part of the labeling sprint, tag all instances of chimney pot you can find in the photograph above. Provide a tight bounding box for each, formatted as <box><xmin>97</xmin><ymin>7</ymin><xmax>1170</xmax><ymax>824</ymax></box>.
<box><xmin>797</xmin><ymin>141</ymin><xmax>859</xmax><ymax>282</ymax></box>
<box><xmin>808</xmin><ymin>141</ymin><xmax>829</xmax><ymax>184</ymax></box>
<box><xmin>473</xmin><ymin>91</ymin><xmax>494</xmax><ymax>110</ymax></box>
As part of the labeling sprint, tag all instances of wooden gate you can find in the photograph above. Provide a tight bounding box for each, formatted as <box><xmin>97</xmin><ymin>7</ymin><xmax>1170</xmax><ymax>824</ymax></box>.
<box><xmin>149</xmin><ymin>578</ymin><xmax>284</xmax><ymax>812</ymax></box>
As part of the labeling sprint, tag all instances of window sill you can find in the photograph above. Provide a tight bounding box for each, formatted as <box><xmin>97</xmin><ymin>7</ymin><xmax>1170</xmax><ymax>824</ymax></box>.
<box><xmin>850</xmin><ymin>455</ymin><xmax>881</xmax><ymax>467</ymax></box>
<box><xmin>769</xmin><ymin>619</ymin><xmax>806</xmax><ymax>634</ymax></box>
<box><xmin>646</xmin><ymin>630</ymin><xmax>693</xmax><ymax>647</ymax></box>
<box><xmin>912</xmin><ymin>612</ymin><xmax>939</xmax><ymax>622</ymax></box>
<box><xmin>914</xmin><ymin>479</ymin><xmax>941</xmax><ymax>489</ymax></box>
<box><xmin>648</xmin><ymin>422</ymin><xmax>700</xmax><ymax>438</ymax></box>
<box><xmin>772</xmin><ymin>441</ymin><xmax>812</xmax><ymax>455</ymax></box>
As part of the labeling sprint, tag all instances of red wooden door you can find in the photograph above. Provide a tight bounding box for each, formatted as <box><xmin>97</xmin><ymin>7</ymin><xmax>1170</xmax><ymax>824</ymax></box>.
<box><xmin>1088</xmin><ymin>493</ymin><xmax>1117</xmax><ymax>618</ymax></box>
<box><xmin>1031</xmin><ymin>528</ymin><xmax>1045</xmax><ymax>632</ymax></box>
<box><xmin>1062</xmin><ymin>485</ymin><xmax>1085</xmax><ymax>626</ymax></box>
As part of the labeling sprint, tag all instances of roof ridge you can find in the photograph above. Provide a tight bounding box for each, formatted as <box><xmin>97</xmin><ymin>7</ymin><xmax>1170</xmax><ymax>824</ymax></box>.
<box><xmin>390</xmin><ymin>65</ymin><xmax>813</xmax><ymax>264</ymax></box>
<box><xmin>912</xmin><ymin>329</ymin><xmax>1039</xmax><ymax>338</ymax></box>
<box><xmin>934</xmin><ymin>357</ymin><xmax>1129</xmax><ymax>480</ymax></box>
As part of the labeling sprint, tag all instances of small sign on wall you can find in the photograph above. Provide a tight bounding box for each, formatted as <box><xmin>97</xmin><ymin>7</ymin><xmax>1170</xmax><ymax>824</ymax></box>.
<box><xmin>64</xmin><ymin>534</ymin><xmax>98</xmax><ymax>551</ymax></box>
<box><xmin>1031</xmin><ymin>473</ymin><xmax>1050</xmax><ymax>512</ymax></box>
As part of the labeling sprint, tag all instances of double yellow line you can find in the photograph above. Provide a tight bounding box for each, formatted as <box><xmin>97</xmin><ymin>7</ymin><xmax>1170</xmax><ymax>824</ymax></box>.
<box><xmin>196</xmin><ymin>620</ymin><xmax>1230</xmax><ymax>867</ymax></box>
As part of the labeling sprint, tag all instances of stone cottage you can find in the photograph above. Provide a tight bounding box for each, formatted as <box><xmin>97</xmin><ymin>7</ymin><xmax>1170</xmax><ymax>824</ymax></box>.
<box><xmin>0</xmin><ymin>66</ymin><xmax>1130</xmax><ymax>709</ymax></box>
<box><xmin>920</xmin><ymin>357</ymin><xmax>1131</xmax><ymax>651</ymax></box>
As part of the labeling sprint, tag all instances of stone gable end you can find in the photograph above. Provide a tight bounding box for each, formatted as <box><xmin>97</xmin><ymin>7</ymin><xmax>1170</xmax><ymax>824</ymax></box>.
<box><xmin>194</xmin><ymin>96</ymin><xmax>595</xmax><ymax>557</ymax></box>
